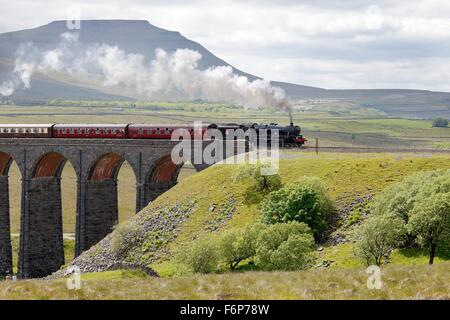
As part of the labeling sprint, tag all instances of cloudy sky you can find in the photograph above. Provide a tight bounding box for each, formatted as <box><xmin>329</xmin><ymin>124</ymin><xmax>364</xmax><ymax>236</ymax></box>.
<box><xmin>1</xmin><ymin>0</ymin><xmax>450</xmax><ymax>91</ymax></box>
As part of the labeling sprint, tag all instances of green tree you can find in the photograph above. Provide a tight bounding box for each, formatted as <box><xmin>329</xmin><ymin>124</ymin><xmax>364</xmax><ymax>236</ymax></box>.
<box><xmin>255</xmin><ymin>221</ymin><xmax>315</xmax><ymax>270</ymax></box>
<box><xmin>219</xmin><ymin>223</ymin><xmax>266</xmax><ymax>270</ymax></box>
<box><xmin>372</xmin><ymin>170</ymin><xmax>450</xmax><ymax>222</ymax></box>
<box><xmin>261</xmin><ymin>177</ymin><xmax>334</xmax><ymax>238</ymax></box>
<box><xmin>432</xmin><ymin>117</ymin><xmax>449</xmax><ymax>128</ymax></box>
<box><xmin>233</xmin><ymin>163</ymin><xmax>282</xmax><ymax>203</ymax></box>
<box><xmin>182</xmin><ymin>235</ymin><xmax>220</xmax><ymax>274</ymax></box>
<box><xmin>407</xmin><ymin>193</ymin><xmax>450</xmax><ymax>264</ymax></box>
<box><xmin>354</xmin><ymin>215</ymin><xmax>406</xmax><ymax>266</ymax></box>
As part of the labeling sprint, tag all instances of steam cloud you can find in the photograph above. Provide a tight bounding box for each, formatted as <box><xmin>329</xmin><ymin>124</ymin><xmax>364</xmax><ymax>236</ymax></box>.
<box><xmin>0</xmin><ymin>32</ymin><xmax>291</xmax><ymax>114</ymax></box>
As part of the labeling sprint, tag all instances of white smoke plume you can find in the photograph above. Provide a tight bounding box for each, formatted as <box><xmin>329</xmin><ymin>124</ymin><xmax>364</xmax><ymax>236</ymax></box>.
<box><xmin>0</xmin><ymin>32</ymin><xmax>291</xmax><ymax>114</ymax></box>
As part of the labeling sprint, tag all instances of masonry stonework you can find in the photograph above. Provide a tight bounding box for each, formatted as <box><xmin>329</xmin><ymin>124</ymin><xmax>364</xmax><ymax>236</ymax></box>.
<box><xmin>20</xmin><ymin>177</ymin><xmax>64</xmax><ymax>278</ymax></box>
<box><xmin>0</xmin><ymin>138</ymin><xmax>244</xmax><ymax>278</ymax></box>
<box><xmin>81</xmin><ymin>179</ymin><xmax>119</xmax><ymax>252</ymax></box>
<box><xmin>0</xmin><ymin>175</ymin><xmax>12</xmax><ymax>276</ymax></box>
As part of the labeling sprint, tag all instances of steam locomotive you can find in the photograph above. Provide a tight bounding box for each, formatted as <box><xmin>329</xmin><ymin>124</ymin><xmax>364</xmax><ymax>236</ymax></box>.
<box><xmin>0</xmin><ymin>123</ymin><xmax>307</xmax><ymax>147</ymax></box>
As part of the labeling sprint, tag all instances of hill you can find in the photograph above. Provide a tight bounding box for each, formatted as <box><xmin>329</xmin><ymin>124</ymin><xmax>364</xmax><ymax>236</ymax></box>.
<box><xmin>57</xmin><ymin>152</ymin><xmax>450</xmax><ymax>276</ymax></box>
<box><xmin>1</xmin><ymin>20</ymin><xmax>450</xmax><ymax>118</ymax></box>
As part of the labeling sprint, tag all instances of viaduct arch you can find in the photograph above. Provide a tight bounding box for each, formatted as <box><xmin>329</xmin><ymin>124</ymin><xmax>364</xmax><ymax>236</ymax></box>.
<box><xmin>0</xmin><ymin>138</ymin><xmax>241</xmax><ymax>278</ymax></box>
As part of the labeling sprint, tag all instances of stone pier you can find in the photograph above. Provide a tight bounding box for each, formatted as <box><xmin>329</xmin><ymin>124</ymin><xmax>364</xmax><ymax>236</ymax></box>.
<box><xmin>19</xmin><ymin>177</ymin><xmax>64</xmax><ymax>278</ymax></box>
<box><xmin>0</xmin><ymin>175</ymin><xmax>12</xmax><ymax>277</ymax></box>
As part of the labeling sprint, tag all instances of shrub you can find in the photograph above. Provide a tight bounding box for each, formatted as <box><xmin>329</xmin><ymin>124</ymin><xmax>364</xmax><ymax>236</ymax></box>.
<box><xmin>183</xmin><ymin>235</ymin><xmax>220</xmax><ymax>274</ymax></box>
<box><xmin>110</xmin><ymin>222</ymin><xmax>142</xmax><ymax>257</ymax></box>
<box><xmin>432</xmin><ymin>117</ymin><xmax>449</xmax><ymax>128</ymax></box>
<box><xmin>233</xmin><ymin>163</ymin><xmax>283</xmax><ymax>203</ymax></box>
<box><xmin>372</xmin><ymin>169</ymin><xmax>450</xmax><ymax>222</ymax></box>
<box><xmin>261</xmin><ymin>177</ymin><xmax>334</xmax><ymax>238</ymax></box>
<box><xmin>354</xmin><ymin>215</ymin><xmax>406</xmax><ymax>266</ymax></box>
<box><xmin>219</xmin><ymin>223</ymin><xmax>266</xmax><ymax>270</ymax></box>
<box><xmin>255</xmin><ymin>221</ymin><xmax>315</xmax><ymax>270</ymax></box>
<box><xmin>407</xmin><ymin>193</ymin><xmax>450</xmax><ymax>264</ymax></box>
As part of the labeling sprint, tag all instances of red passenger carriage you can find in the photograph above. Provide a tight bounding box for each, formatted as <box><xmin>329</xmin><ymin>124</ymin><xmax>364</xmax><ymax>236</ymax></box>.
<box><xmin>52</xmin><ymin>124</ymin><xmax>128</xmax><ymax>139</ymax></box>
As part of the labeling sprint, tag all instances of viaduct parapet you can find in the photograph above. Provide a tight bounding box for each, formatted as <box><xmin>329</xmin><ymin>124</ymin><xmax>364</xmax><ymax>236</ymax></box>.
<box><xmin>0</xmin><ymin>138</ymin><xmax>236</xmax><ymax>278</ymax></box>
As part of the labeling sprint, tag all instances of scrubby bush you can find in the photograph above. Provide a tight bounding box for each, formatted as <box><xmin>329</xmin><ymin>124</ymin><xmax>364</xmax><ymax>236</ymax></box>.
<box><xmin>432</xmin><ymin>117</ymin><xmax>449</xmax><ymax>128</ymax></box>
<box><xmin>255</xmin><ymin>221</ymin><xmax>315</xmax><ymax>270</ymax></box>
<box><xmin>372</xmin><ymin>169</ymin><xmax>450</xmax><ymax>222</ymax></box>
<box><xmin>233</xmin><ymin>163</ymin><xmax>283</xmax><ymax>203</ymax></box>
<box><xmin>110</xmin><ymin>222</ymin><xmax>142</xmax><ymax>257</ymax></box>
<box><xmin>354</xmin><ymin>215</ymin><xmax>406</xmax><ymax>266</ymax></box>
<box><xmin>183</xmin><ymin>235</ymin><xmax>220</xmax><ymax>274</ymax></box>
<box><xmin>355</xmin><ymin>169</ymin><xmax>450</xmax><ymax>265</ymax></box>
<box><xmin>408</xmin><ymin>193</ymin><xmax>450</xmax><ymax>264</ymax></box>
<box><xmin>261</xmin><ymin>177</ymin><xmax>334</xmax><ymax>238</ymax></box>
<box><xmin>219</xmin><ymin>223</ymin><xmax>265</xmax><ymax>270</ymax></box>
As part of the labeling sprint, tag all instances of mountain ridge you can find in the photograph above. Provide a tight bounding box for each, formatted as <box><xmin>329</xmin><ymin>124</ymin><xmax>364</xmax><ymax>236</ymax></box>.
<box><xmin>1</xmin><ymin>20</ymin><xmax>450</xmax><ymax>118</ymax></box>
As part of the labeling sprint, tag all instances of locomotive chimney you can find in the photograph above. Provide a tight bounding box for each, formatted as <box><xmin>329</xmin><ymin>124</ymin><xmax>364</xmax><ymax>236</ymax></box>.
<box><xmin>289</xmin><ymin>112</ymin><xmax>294</xmax><ymax>126</ymax></box>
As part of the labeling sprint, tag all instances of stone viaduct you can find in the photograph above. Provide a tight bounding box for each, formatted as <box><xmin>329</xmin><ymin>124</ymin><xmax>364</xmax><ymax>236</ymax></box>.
<box><xmin>0</xmin><ymin>137</ymin><xmax>243</xmax><ymax>278</ymax></box>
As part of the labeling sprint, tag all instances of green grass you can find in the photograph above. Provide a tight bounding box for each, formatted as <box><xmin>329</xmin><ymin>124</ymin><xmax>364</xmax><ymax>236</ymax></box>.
<box><xmin>142</xmin><ymin>152</ymin><xmax>450</xmax><ymax>272</ymax></box>
<box><xmin>318</xmin><ymin>242</ymin><xmax>450</xmax><ymax>270</ymax></box>
<box><xmin>1</xmin><ymin>262</ymin><xmax>448</xmax><ymax>299</ymax></box>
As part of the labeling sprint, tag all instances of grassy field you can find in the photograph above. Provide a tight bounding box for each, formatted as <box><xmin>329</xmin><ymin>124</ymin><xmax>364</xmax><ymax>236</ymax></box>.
<box><xmin>1</xmin><ymin>262</ymin><xmax>448</xmax><ymax>299</ymax></box>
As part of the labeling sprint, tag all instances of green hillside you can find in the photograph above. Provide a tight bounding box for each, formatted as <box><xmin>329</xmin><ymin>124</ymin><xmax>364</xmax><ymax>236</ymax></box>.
<box><xmin>59</xmin><ymin>152</ymin><xmax>450</xmax><ymax>277</ymax></box>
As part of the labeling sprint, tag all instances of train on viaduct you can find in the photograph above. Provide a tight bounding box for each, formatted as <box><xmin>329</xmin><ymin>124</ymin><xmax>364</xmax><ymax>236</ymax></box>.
<box><xmin>0</xmin><ymin>122</ymin><xmax>302</xmax><ymax>278</ymax></box>
<box><xmin>0</xmin><ymin>133</ymin><xmax>238</xmax><ymax>278</ymax></box>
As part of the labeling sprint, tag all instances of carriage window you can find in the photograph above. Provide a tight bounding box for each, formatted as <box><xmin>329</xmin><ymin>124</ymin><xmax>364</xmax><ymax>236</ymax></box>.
<box><xmin>33</xmin><ymin>128</ymin><xmax>38</xmax><ymax>133</ymax></box>
<box><xmin>81</xmin><ymin>129</ymin><xmax>85</xmax><ymax>134</ymax></box>
<box><xmin>11</xmin><ymin>129</ymin><xmax>16</xmax><ymax>133</ymax></box>
<box><xmin>152</xmin><ymin>129</ymin><xmax>156</xmax><ymax>134</ymax></box>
